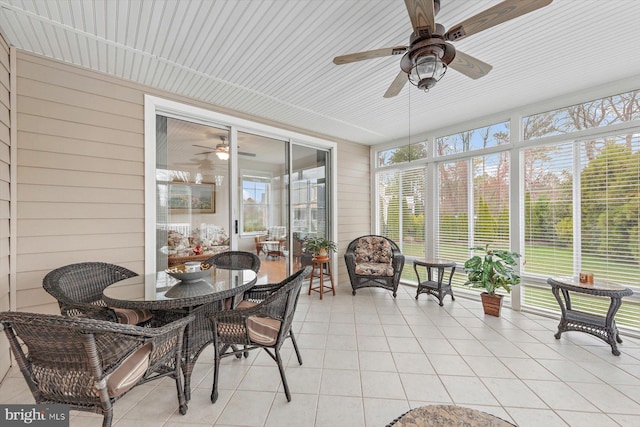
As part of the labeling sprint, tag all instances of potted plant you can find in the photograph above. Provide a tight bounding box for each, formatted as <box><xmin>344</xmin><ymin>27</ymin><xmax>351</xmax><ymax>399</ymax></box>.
<box><xmin>303</xmin><ymin>236</ymin><xmax>337</xmax><ymax>260</ymax></box>
<box><xmin>464</xmin><ymin>244</ymin><xmax>521</xmax><ymax>317</ymax></box>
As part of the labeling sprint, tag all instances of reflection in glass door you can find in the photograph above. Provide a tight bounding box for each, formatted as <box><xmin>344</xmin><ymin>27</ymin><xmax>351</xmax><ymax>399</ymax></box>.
<box><xmin>291</xmin><ymin>145</ymin><xmax>330</xmax><ymax>271</ymax></box>
<box><xmin>236</xmin><ymin>131</ymin><xmax>289</xmax><ymax>282</ymax></box>
<box><xmin>155</xmin><ymin>116</ymin><xmax>230</xmax><ymax>272</ymax></box>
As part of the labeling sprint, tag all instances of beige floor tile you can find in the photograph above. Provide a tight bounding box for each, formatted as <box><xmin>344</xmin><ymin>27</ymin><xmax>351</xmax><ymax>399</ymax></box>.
<box><xmin>359</xmin><ymin>350</ymin><xmax>396</xmax><ymax>372</ymax></box>
<box><xmin>3</xmin><ymin>289</ymin><xmax>640</xmax><ymax>427</ymax></box>
<box><xmin>361</xmin><ymin>371</ymin><xmax>405</xmax><ymax>399</ymax></box>
<box><xmin>315</xmin><ymin>395</ymin><xmax>365</xmax><ymax>427</ymax></box>
<box><xmin>440</xmin><ymin>375</ymin><xmax>497</xmax><ymax>406</ymax></box>
<box><xmin>216</xmin><ymin>390</ymin><xmax>274</xmax><ymax>426</ymax></box>
<box><xmin>399</xmin><ymin>373</ymin><xmax>452</xmax><ymax>403</ymax></box>
<box><xmin>264</xmin><ymin>393</ymin><xmax>318</xmax><ymax>427</ymax></box>
<box><xmin>319</xmin><ymin>369</ymin><xmax>362</xmax><ymax>397</ymax></box>
<box><xmin>363</xmin><ymin>397</ymin><xmax>410</xmax><ymax>427</ymax></box>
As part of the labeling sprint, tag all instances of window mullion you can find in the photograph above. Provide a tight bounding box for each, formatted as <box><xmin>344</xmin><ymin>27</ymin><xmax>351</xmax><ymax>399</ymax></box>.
<box><xmin>573</xmin><ymin>140</ymin><xmax>582</xmax><ymax>274</ymax></box>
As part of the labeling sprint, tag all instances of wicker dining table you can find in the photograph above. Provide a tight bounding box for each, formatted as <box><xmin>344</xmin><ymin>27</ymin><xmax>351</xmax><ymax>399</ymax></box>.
<box><xmin>103</xmin><ymin>268</ymin><xmax>257</xmax><ymax>400</ymax></box>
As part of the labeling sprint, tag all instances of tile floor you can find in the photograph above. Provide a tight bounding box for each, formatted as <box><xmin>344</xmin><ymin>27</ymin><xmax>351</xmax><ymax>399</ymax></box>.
<box><xmin>2</xmin><ymin>283</ymin><xmax>640</xmax><ymax>427</ymax></box>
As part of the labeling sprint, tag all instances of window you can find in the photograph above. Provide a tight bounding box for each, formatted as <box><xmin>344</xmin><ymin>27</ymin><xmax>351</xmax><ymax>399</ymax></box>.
<box><xmin>292</xmin><ymin>177</ymin><xmax>325</xmax><ymax>234</ymax></box>
<box><xmin>377</xmin><ymin>142</ymin><xmax>427</xmax><ymax>167</ymax></box>
<box><xmin>242</xmin><ymin>175</ymin><xmax>270</xmax><ymax>234</ymax></box>
<box><xmin>377</xmin><ymin>168</ymin><xmax>426</xmax><ymax>282</ymax></box>
<box><xmin>437</xmin><ymin>153</ymin><xmax>511</xmax><ymax>290</ymax></box>
<box><xmin>373</xmin><ymin>87</ymin><xmax>640</xmax><ymax>332</ymax></box>
<box><xmin>436</xmin><ymin>121</ymin><xmax>509</xmax><ymax>156</ymax></box>
<box><xmin>524</xmin><ymin>90</ymin><xmax>640</xmax><ymax>140</ymax></box>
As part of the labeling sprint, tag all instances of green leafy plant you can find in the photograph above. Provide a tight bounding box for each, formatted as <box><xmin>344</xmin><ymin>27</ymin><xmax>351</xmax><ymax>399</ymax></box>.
<box><xmin>303</xmin><ymin>237</ymin><xmax>337</xmax><ymax>257</ymax></box>
<box><xmin>464</xmin><ymin>244</ymin><xmax>521</xmax><ymax>295</ymax></box>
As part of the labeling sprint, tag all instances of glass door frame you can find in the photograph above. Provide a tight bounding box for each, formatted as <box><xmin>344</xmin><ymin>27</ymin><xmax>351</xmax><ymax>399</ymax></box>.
<box><xmin>144</xmin><ymin>95</ymin><xmax>338</xmax><ymax>275</ymax></box>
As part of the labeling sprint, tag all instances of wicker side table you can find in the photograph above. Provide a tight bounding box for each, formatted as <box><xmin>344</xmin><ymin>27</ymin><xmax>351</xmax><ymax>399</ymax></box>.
<box><xmin>547</xmin><ymin>276</ymin><xmax>633</xmax><ymax>356</ymax></box>
<box><xmin>413</xmin><ymin>258</ymin><xmax>456</xmax><ymax>306</ymax></box>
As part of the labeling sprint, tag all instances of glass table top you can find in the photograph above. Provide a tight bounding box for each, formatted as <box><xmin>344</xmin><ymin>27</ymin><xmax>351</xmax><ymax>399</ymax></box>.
<box><xmin>103</xmin><ymin>268</ymin><xmax>257</xmax><ymax>307</ymax></box>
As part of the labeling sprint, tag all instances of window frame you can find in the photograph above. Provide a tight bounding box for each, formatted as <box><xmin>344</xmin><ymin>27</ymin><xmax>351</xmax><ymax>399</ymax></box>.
<box><xmin>372</xmin><ymin>85</ymin><xmax>640</xmax><ymax>332</ymax></box>
<box><xmin>240</xmin><ymin>172</ymin><xmax>272</xmax><ymax>236</ymax></box>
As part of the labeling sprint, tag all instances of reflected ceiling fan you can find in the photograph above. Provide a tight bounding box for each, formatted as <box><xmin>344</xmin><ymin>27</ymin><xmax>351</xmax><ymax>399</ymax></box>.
<box><xmin>177</xmin><ymin>151</ymin><xmax>215</xmax><ymax>169</ymax></box>
<box><xmin>193</xmin><ymin>136</ymin><xmax>256</xmax><ymax>160</ymax></box>
<box><xmin>333</xmin><ymin>0</ymin><xmax>553</xmax><ymax>97</ymax></box>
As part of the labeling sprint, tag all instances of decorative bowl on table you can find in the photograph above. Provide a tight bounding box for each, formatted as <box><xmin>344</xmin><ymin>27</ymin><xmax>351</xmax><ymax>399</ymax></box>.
<box><xmin>165</xmin><ymin>263</ymin><xmax>213</xmax><ymax>284</ymax></box>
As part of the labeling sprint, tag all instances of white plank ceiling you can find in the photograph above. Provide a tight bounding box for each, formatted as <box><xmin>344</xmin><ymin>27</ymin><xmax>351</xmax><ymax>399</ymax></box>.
<box><xmin>1</xmin><ymin>0</ymin><xmax>639</xmax><ymax>145</ymax></box>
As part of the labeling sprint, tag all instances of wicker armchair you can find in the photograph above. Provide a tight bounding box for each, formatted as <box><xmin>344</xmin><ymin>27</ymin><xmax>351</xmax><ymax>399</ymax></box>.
<box><xmin>205</xmin><ymin>251</ymin><xmax>261</xmax><ymax>273</ymax></box>
<box><xmin>208</xmin><ymin>266</ymin><xmax>311</xmax><ymax>403</ymax></box>
<box><xmin>43</xmin><ymin>262</ymin><xmax>151</xmax><ymax>325</ymax></box>
<box><xmin>0</xmin><ymin>311</ymin><xmax>193</xmax><ymax>427</ymax></box>
<box><xmin>344</xmin><ymin>235</ymin><xmax>405</xmax><ymax>297</ymax></box>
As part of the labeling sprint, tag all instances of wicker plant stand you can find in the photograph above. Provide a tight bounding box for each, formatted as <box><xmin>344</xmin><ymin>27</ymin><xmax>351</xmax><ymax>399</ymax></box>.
<box><xmin>308</xmin><ymin>257</ymin><xmax>335</xmax><ymax>299</ymax></box>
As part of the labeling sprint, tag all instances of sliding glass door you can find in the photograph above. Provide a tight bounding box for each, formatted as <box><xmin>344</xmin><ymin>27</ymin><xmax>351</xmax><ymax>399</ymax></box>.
<box><xmin>236</xmin><ymin>131</ymin><xmax>289</xmax><ymax>282</ymax></box>
<box><xmin>291</xmin><ymin>145</ymin><xmax>330</xmax><ymax>270</ymax></box>
<box><xmin>148</xmin><ymin>98</ymin><xmax>336</xmax><ymax>281</ymax></box>
<box><xmin>155</xmin><ymin>117</ymin><xmax>230</xmax><ymax>272</ymax></box>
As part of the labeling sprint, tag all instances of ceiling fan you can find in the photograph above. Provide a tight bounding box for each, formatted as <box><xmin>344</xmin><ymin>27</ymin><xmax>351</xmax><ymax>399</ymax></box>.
<box><xmin>193</xmin><ymin>136</ymin><xmax>256</xmax><ymax>160</ymax></box>
<box><xmin>333</xmin><ymin>0</ymin><xmax>553</xmax><ymax>97</ymax></box>
<box><xmin>177</xmin><ymin>151</ymin><xmax>215</xmax><ymax>169</ymax></box>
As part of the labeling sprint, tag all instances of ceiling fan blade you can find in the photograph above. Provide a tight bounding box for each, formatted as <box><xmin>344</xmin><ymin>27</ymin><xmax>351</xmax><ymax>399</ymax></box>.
<box><xmin>193</xmin><ymin>144</ymin><xmax>214</xmax><ymax>150</ymax></box>
<box><xmin>449</xmin><ymin>50</ymin><xmax>493</xmax><ymax>79</ymax></box>
<box><xmin>238</xmin><ymin>151</ymin><xmax>257</xmax><ymax>157</ymax></box>
<box><xmin>333</xmin><ymin>46</ymin><xmax>407</xmax><ymax>65</ymax></box>
<box><xmin>383</xmin><ymin>71</ymin><xmax>408</xmax><ymax>98</ymax></box>
<box><xmin>404</xmin><ymin>0</ymin><xmax>435</xmax><ymax>35</ymax></box>
<box><xmin>445</xmin><ymin>0</ymin><xmax>553</xmax><ymax>42</ymax></box>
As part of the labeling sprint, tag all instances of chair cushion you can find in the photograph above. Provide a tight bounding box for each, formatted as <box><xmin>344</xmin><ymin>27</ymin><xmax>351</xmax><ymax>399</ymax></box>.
<box><xmin>105</xmin><ymin>342</ymin><xmax>152</xmax><ymax>397</ymax></box>
<box><xmin>112</xmin><ymin>308</ymin><xmax>153</xmax><ymax>325</ymax></box>
<box><xmin>247</xmin><ymin>316</ymin><xmax>281</xmax><ymax>346</ymax></box>
<box><xmin>355</xmin><ymin>262</ymin><xmax>395</xmax><ymax>276</ymax></box>
<box><xmin>354</xmin><ymin>236</ymin><xmax>393</xmax><ymax>264</ymax></box>
<box><xmin>236</xmin><ymin>300</ymin><xmax>257</xmax><ymax>309</ymax></box>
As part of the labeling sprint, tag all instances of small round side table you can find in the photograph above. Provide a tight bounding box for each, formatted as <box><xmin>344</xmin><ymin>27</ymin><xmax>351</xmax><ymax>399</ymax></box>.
<box><xmin>308</xmin><ymin>257</ymin><xmax>335</xmax><ymax>299</ymax></box>
<box><xmin>413</xmin><ymin>258</ymin><xmax>456</xmax><ymax>306</ymax></box>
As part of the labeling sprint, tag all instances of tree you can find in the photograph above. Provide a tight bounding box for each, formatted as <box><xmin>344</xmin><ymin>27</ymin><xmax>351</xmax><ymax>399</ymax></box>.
<box><xmin>580</xmin><ymin>143</ymin><xmax>640</xmax><ymax>260</ymax></box>
<box><xmin>388</xmin><ymin>143</ymin><xmax>427</xmax><ymax>164</ymax></box>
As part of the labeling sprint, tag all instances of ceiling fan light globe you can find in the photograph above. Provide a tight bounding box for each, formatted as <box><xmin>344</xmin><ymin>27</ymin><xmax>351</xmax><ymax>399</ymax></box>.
<box><xmin>418</xmin><ymin>77</ymin><xmax>438</xmax><ymax>91</ymax></box>
<box><xmin>216</xmin><ymin>151</ymin><xmax>229</xmax><ymax>161</ymax></box>
<box><xmin>408</xmin><ymin>53</ymin><xmax>446</xmax><ymax>91</ymax></box>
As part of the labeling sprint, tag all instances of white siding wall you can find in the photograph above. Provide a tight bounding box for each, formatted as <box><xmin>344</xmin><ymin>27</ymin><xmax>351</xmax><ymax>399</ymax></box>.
<box><xmin>0</xmin><ymin>33</ymin><xmax>11</xmax><ymax>379</ymax></box>
<box><xmin>336</xmin><ymin>141</ymin><xmax>371</xmax><ymax>285</ymax></box>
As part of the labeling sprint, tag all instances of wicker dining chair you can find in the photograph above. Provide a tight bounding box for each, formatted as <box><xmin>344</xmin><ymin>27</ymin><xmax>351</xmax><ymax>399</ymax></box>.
<box><xmin>205</xmin><ymin>251</ymin><xmax>261</xmax><ymax>273</ymax></box>
<box><xmin>0</xmin><ymin>311</ymin><xmax>194</xmax><ymax>427</ymax></box>
<box><xmin>208</xmin><ymin>266</ymin><xmax>311</xmax><ymax>403</ymax></box>
<box><xmin>42</xmin><ymin>262</ymin><xmax>152</xmax><ymax>325</ymax></box>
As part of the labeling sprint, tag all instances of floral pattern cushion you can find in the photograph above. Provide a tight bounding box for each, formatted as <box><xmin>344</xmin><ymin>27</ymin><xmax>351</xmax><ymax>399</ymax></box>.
<box><xmin>167</xmin><ymin>230</ymin><xmax>189</xmax><ymax>250</ymax></box>
<box><xmin>353</xmin><ymin>236</ymin><xmax>394</xmax><ymax>276</ymax></box>
<box><xmin>355</xmin><ymin>262</ymin><xmax>394</xmax><ymax>276</ymax></box>
<box><xmin>166</xmin><ymin>226</ymin><xmax>230</xmax><ymax>257</ymax></box>
<box><xmin>354</xmin><ymin>236</ymin><xmax>393</xmax><ymax>264</ymax></box>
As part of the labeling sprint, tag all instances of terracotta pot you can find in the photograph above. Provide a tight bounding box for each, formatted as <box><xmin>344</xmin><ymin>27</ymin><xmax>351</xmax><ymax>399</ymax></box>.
<box><xmin>315</xmin><ymin>248</ymin><xmax>328</xmax><ymax>258</ymax></box>
<box><xmin>480</xmin><ymin>292</ymin><xmax>503</xmax><ymax>317</ymax></box>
